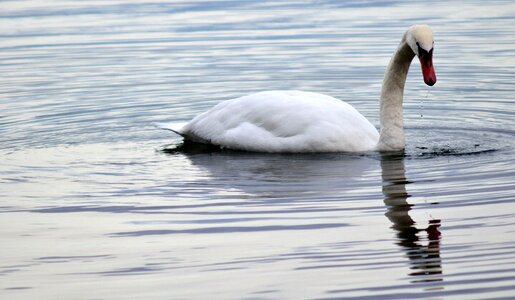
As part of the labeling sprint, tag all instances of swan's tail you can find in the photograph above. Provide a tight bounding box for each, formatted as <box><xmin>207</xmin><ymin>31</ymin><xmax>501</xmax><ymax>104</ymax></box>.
<box><xmin>155</xmin><ymin>121</ymin><xmax>211</xmax><ymax>144</ymax></box>
<box><xmin>154</xmin><ymin>122</ymin><xmax>187</xmax><ymax>136</ymax></box>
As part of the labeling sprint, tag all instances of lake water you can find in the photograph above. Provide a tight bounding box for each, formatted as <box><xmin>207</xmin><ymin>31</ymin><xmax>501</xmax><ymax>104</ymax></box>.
<box><xmin>1</xmin><ymin>1</ymin><xmax>514</xmax><ymax>299</ymax></box>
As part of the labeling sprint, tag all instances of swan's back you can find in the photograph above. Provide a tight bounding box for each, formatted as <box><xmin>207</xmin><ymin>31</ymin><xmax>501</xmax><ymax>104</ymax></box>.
<box><xmin>175</xmin><ymin>90</ymin><xmax>379</xmax><ymax>152</ymax></box>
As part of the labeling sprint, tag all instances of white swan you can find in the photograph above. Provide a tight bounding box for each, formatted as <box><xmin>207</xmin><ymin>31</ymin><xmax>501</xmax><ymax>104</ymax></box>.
<box><xmin>157</xmin><ymin>25</ymin><xmax>437</xmax><ymax>152</ymax></box>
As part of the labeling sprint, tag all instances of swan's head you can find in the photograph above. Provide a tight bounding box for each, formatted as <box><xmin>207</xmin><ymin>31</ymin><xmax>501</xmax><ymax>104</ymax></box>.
<box><xmin>405</xmin><ymin>25</ymin><xmax>437</xmax><ymax>86</ymax></box>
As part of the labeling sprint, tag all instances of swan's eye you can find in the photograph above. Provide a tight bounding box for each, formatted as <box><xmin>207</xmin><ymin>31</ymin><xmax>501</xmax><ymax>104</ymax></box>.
<box><xmin>416</xmin><ymin>43</ymin><xmax>432</xmax><ymax>60</ymax></box>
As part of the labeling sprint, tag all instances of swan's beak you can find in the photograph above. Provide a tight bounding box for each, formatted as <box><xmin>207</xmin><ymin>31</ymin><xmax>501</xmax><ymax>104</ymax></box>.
<box><xmin>419</xmin><ymin>49</ymin><xmax>436</xmax><ymax>86</ymax></box>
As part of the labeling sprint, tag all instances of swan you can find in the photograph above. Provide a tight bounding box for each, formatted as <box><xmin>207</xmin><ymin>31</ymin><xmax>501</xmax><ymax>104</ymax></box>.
<box><xmin>157</xmin><ymin>25</ymin><xmax>437</xmax><ymax>152</ymax></box>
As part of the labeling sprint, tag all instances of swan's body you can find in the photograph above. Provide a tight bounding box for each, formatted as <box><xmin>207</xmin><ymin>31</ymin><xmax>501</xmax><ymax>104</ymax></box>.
<box><xmin>157</xmin><ymin>25</ymin><xmax>436</xmax><ymax>153</ymax></box>
<box><xmin>158</xmin><ymin>90</ymin><xmax>379</xmax><ymax>152</ymax></box>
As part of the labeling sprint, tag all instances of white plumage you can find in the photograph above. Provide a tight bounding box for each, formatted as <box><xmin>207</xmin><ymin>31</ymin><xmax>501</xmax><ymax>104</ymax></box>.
<box><xmin>156</xmin><ymin>25</ymin><xmax>437</xmax><ymax>153</ymax></box>
<box><xmin>158</xmin><ymin>90</ymin><xmax>379</xmax><ymax>152</ymax></box>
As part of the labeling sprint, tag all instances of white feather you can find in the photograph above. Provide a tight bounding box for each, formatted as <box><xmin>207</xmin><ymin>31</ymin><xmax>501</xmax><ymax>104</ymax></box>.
<box><xmin>178</xmin><ymin>91</ymin><xmax>379</xmax><ymax>152</ymax></box>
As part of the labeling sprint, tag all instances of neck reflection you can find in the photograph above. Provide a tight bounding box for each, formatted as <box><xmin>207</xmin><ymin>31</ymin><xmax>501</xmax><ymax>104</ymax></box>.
<box><xmin>380</xmin><ymin>152</ymin><xmax>443</xmax><ymax>284</ymax></box>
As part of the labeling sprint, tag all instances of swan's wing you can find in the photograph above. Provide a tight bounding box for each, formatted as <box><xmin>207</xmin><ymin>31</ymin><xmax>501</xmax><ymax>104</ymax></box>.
<box><xmin>179</xmin><ymin>91</ymin><xmax>379</xmax><ymax>152</ymax></box>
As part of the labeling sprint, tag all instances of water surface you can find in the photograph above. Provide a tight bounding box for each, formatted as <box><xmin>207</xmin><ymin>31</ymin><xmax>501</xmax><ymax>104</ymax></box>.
<box><xmin>1</xmin><ymin>1</ymin><xmax>515</xmax><ymax>299</ymax></box>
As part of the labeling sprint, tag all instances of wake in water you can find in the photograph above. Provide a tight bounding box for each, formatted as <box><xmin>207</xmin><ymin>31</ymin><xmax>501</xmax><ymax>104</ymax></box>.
<box><xmin>405</xmin><ymin>126</ymin><xmax>508</xmax><ymax>159</ymax></box>
<box><xmin>413</xmin><ymin>146</ymin><xmax>497</xmax><ymax>158</ymax></box>
<box><xmin>160</xmin><ymin>140</ymin><xmax>498</xmax><ymax>158</ymax></box>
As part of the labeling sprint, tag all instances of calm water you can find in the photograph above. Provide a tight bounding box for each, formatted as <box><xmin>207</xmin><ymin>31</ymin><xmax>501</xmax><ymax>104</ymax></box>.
<box><xmin>1</xmin><ymin>1</ymin><xmax>515</xmax><ymax>299</ymax></box>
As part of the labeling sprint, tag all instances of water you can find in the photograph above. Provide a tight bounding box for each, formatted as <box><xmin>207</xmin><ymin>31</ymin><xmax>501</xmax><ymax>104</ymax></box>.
<box><xmin>1</xmin><ymin>0</ymin><xmax>514</xmax><ymax>299</ymax></box>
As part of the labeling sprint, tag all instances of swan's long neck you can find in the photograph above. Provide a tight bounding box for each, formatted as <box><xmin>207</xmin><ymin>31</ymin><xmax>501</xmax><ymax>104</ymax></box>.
<box><xmin>378</xmin><ymin>40</ymin><xmax>415</xmax><ymax>151</ymax></box>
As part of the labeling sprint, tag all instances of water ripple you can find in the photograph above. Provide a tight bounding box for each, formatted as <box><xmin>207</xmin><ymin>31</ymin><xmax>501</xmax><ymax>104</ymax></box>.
<box><xmin>1</xmin><ymin>0</ymin><xmax>514</xmax><ymax>299</ymax></box>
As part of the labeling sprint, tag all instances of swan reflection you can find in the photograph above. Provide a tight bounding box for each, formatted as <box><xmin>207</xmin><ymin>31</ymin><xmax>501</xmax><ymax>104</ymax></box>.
<box><xmin>381</xmin><ymin>152</ymin><xmax>443</xmax><ymax>285</ymax></box>
<box><xmin>164</xmin><ymin>145</ymin><xmax>444</xmax><ymax>286</ymax></box>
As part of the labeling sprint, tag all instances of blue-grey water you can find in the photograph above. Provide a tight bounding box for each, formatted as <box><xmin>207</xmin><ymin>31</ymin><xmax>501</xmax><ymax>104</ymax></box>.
<box><xmin>1</xmin><ymin>1</ymin><xmax>515</xmax><ymax>299</ymax></box>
